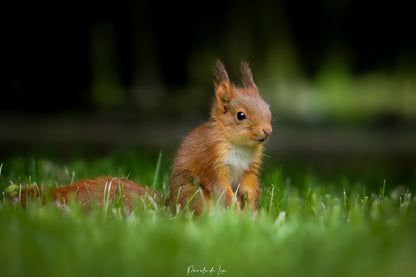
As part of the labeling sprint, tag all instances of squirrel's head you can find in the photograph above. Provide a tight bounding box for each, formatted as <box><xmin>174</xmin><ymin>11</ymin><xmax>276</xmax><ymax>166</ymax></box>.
<box><xmin>211</xmin><ymin>60</ymin><xmax>272</xmax><ymax>147</ymax></box>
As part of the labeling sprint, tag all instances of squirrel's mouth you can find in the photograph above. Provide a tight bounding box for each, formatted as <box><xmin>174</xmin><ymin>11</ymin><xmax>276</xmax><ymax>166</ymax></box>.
<box><xmin>253</xmin><ymin>137</ymin><xmax>267</xmax><ymax>143</ymax></box>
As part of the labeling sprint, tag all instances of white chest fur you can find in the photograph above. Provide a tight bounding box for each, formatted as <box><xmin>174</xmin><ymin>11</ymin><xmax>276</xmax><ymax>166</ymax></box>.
<box><xmin>225</xmin><ymin>145</ymin><xmax>256</xmax><ymax>189</ymax></box>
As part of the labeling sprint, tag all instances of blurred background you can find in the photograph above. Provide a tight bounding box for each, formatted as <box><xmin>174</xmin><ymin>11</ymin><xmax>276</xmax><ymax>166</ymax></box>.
<box><xmin>1</xmin><ymin>0</ymin><xmax>416</xmax><ymax>182</ymax></box>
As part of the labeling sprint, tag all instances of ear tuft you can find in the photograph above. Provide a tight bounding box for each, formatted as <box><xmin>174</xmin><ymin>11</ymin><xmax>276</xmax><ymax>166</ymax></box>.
<box><xmin>240</xmin><ymin>61</ymin><xmax>258</xmax><ymax>92</ymax></box>
<box><xmin>213</xmin><ymin>60</ymin><xmax>235</xmax><ymax>114</ymax></box>
<box><xmin>214</xmin><ymin>59</ymin><xmax>230</xmax><ymax>90</ymax></box>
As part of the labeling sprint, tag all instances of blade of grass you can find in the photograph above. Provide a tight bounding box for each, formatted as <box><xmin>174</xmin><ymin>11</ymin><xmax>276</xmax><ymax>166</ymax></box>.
<box><xmin>70</xmin><ymin>171</ymin><xmax>75</xmax><ymax>185</ymax></box>
<box><xmin>19</xmin><ymin>183</ymin><xmax>22</xmax><ymax>204</ymax></box>
<box><xmin>104</xmin><ymin>179</ymin><xmax>113</xmax><ymax>212</ymax></box>
<box><xmin>72</xmin><ymin>185</ymin><xmax>80</xmax><ymax>204</ymax></box>
<box><xmin>112</xmin><ymin>183</ymin><xmax>125</xmax><ymax>211</ymax></box>
<box><xmin>119</xmin><ymin>183</ymin><xmax>124</xmax><ymax>211</ymax></box>
<box><xmin>175</xmin><ymin>186</ymin><xmax>182</xmax><ymax>212</ymax></box>
<box><xmin>84</xmin><ymin>183</ymin><xmax>95</xmax><ymax>207</ymax></box>
<box><xmin>269</xmin><ymin>185</ymin><xmax>275</xmax><ymax>213</ymax></box>
<box><xmin>214</xmin><ymin>187</ymin><xmax>228</xmax><ymax>210</ymax></box>
<box><xmin>183</xmin><ymin>188</ymin><xmax>201</xmax><ymax>211</ymax></box>
<box><xmin>343</xmin><ymin>189</ymin><xmax>350</xmax><ymax>222</ymax></box>
<box><xmin>198</xmin><ymin>188</ymin><xmax>208</xmax><ymax>211</ymax></box>
<box><xmin>380</xmin><ymin>179</ymin><xmax>386</xmax><ymax>212</ymax></box>
<box><xmin>152</xmin><ymin>151</ymin><xmax>163</xmax><ymax>190</ymax></box>
<box><xmin>110</xmin><ymin>180</ymin><xmax>121</xmax><ymax>207</ymax></box>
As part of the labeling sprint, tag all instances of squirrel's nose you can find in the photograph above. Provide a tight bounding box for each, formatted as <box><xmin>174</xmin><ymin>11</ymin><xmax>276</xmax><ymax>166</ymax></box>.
<box><xmin>263</xmin><ymin>126</ymin><xmax>272</xmax><ymax>136</ymax></box>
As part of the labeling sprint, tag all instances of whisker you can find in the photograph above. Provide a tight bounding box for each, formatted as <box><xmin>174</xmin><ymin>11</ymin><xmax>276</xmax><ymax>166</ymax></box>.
<box><xmin>271</xmin><ymin>115</ymin><xmax>279</xmax><ymax>125</ymax></box>
<box><xmin>262</xmin><ymin>152</ymin><xmax>271</xmax><ymax>159</ymax></box>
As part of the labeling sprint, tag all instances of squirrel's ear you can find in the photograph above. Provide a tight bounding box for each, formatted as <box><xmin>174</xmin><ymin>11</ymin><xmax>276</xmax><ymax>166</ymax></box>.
<box><xmin>214</xmin><ymin>60</ymin><xmax>230</xmax><ymax>90</ymax></box>
<box><xmin>241</xmin><ymin>61</ymin><xmax>258</xmax><ymax>93</ymax></box>
<box><xmin>214</xmin><ymin>60</ymin><xmax>234</xmax><ymax>114</ymax></box>
<box><xmin>215</xmin><ymin>81</ymin><xmax>235</xmax><ymax>114</ymax></box>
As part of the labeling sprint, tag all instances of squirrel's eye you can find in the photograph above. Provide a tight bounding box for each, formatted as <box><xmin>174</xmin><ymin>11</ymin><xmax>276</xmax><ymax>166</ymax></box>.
<box><xmin>237</xmin><ymin>111</ymin><xmax>246</xmax><ymax>120</ymax></box>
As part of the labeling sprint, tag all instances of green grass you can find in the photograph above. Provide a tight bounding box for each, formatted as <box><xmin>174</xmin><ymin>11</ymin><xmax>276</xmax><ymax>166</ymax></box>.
<box><xmin>0</xmin><ymin>152</ymin><xmax>415</xmax><ymax>277</ymax></box>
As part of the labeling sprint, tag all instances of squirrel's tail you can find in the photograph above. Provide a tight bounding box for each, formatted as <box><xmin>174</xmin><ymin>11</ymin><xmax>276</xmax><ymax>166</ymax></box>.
<box><xmin>14</xmin><ymin>176</ymin><xmax>162</xmax><ymax>210</ymax></box>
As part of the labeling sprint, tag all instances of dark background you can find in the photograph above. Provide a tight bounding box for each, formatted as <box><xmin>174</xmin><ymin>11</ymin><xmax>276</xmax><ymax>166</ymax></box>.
<box><xmin>1</xmin><ymin>0</ymin><xmax>416</xmax><ymax>182</ymax></box>
<box><xmin>2</xmin><ymin>0</ymin><xmax>415</xmax><ymax>112</ymax></box>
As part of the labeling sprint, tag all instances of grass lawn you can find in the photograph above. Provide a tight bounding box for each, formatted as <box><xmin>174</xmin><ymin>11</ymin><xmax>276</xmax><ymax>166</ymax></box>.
<box><xmin>0</xmin><ymin>150</ymin><xmax>415</xmax><ymax>277</ymax></box>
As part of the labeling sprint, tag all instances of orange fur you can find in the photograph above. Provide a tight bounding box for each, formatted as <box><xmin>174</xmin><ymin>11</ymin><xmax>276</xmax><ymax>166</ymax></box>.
<box><xmin>52</xmin><ymin>176</ymin><xmax>161</xmax><ymax>208</ymax></box>
<box><xmin>17</xmin><ymin>176</ymin><xmax>161</xmax><ymax>210</ymax></box>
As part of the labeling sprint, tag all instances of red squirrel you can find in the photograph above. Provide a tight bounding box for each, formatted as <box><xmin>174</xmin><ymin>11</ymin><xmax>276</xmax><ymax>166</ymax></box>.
<box><xmin>16</xmin><ymin>60</ymin><xmax>272</xmax><ymax>215</ymax></box>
